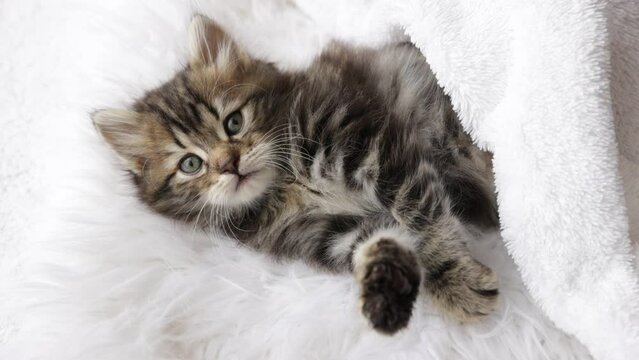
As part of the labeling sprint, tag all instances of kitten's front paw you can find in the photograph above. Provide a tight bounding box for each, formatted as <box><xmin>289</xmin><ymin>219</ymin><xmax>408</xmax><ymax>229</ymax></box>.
<box><xmin>425</xmin><ymin>257</ymin><xmax>498</xmax><ymax>322</ymax></box>
<box><xmin>358</xmin><ymin>239</ymin><xmax>421</xmax><ymax>334</ymax></box>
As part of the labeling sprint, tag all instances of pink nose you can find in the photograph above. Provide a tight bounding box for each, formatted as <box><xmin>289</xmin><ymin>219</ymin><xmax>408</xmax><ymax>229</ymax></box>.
<box><xmin>218</xmin><ymin>155</ymin><xmax>239</xmax><ymax>174</ymax></box>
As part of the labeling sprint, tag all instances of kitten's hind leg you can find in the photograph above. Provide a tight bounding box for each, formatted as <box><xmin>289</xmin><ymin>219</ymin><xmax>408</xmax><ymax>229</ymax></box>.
<box><xmin>418</xmin><ymin>216</ymin><xmax>499</xmax><ymax>322</ymax></box>
<box><xmin>352</xmin><ymin>230</ymin><xmax>421</xmax><ymax>334</ymax></box>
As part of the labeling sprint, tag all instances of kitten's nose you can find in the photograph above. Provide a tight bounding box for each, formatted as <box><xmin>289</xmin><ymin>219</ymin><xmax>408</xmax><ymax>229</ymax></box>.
<box><xmin>218</xmin><ymin>154</ymin><xmax>239</xmax><ymax>175</ymax></box>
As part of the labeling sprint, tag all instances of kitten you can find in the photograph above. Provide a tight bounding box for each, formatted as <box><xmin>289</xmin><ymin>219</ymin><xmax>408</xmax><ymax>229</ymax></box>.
<box><xmin>93</xmin><ymin>15</ymin><xmax>499</xmax><ymax>334</ymax></box>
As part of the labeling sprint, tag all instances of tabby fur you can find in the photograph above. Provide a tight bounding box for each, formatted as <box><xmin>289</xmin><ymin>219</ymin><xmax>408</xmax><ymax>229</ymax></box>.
<box><xmin>93</xmin><ymin>15</ymin><xmax>499</xmax><ymax>334</ymax></box>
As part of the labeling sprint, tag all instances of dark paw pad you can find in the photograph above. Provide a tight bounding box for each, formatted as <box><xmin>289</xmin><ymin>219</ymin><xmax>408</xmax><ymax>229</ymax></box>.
<box><xmin>361</xmin><ymin>254</ymin><xmax>420</xmax><ymax>334</ymax></box>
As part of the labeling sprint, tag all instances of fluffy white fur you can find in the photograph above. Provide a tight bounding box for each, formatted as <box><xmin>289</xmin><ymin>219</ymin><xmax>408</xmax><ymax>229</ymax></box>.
<box><xmin>1</xmin><ymin>0</ymin><xmax>636</xmax><ymax>359</ymax></box>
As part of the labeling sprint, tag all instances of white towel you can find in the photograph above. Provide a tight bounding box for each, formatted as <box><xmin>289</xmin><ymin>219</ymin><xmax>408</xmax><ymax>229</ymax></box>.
<box><xmin>403</xmin><ymin>1</ymin><xmax>639</xmax><ymax>358</ymax></box>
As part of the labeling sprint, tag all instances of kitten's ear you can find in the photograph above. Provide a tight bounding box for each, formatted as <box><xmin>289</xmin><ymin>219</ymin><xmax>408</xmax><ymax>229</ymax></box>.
<box><xmin>92</xmin><ymin>109</ymin><xmax>146</xmax><ymax>174</ymax></box>
<box><xmin>188</xmin><ymin>14</ymin><xmax>248</xmax><ymax>68</ymax></box>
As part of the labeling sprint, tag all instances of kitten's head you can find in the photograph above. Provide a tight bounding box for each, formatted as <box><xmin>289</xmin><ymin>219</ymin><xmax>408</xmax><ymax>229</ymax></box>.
<box><xmin>93</xmin><ymin>15</ymin><xmax>293</xmax><ymax>224</ymax></box>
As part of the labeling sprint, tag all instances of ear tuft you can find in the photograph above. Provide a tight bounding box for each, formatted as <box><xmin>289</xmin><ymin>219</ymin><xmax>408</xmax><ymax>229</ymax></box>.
<box><xmin>188</xmin><ymin>14</ymin><xmax>245</xmax><ymax>68</ymax></box>
<box><xmin>92</xmin><ymin>108</ymin><xmax>146</xmax><ymax>173</ymax></box>
<box><xmin>92</xmin><ymin>108</ymin><xmax>140</xmax><ymax>144</ymax></box>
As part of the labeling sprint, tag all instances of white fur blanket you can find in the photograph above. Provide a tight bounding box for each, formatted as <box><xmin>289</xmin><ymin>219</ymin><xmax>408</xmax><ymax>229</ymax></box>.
<box><xmin>1</xmin><ymin>0</ymin><xmax>637</xmax><ymax>359</ymax></box>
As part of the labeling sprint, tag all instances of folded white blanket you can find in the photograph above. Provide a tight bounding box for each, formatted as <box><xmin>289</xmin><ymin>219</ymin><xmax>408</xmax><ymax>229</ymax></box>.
<box><xmin>1</xmin><ymin>0</ymin><xmax>637</xmax><ymax>359</ymax></box>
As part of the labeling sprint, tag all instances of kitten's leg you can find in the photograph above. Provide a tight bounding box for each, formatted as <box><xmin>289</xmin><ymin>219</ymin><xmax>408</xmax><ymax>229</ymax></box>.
<box><xmin>418</xmin><ymin>214</ymin><xmax>498</xmax><ymax>322</ymax></box>
<box><xmin>266</xmin><ymin>213</ymin><xmax>421</xmax><ymax>333</ymax></box>
<box><xmin>390</xmin><ymin>168</ymin><xmax>499</xmax><ymax>321</ymax></box>
<box><xmin>351</xmin><ymin>228</ymin><xmax>421</xmax><ymax>334</ymax></box>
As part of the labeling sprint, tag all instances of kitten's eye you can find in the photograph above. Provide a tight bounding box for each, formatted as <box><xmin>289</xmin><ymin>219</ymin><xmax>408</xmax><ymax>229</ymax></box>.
<box><xmin>179</xmin><ymin>154</ymin><xmax>203</xmax><ymax>174</ymax></box>
<box><xmin>224</xmin><ymin>111</ymin><xmax>243</xmax><ymax>136</ymax></box>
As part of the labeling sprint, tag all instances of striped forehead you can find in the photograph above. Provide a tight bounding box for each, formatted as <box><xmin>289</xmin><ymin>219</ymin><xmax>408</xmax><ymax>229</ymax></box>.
<box><xmin>142</xmin><ymin>75</ymin><xmax>260</xmax><ymax>129</ymax></box>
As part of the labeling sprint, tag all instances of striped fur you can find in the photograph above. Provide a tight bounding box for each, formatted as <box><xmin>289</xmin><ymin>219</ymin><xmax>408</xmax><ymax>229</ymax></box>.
<box><xmin>93</xmin><ymin>15</ymin><xmax>499</xmax><ymax>334</ymax></box>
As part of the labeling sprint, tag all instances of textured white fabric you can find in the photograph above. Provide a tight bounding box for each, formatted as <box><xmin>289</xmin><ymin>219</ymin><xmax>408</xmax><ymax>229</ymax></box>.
<box><xmin>0</xmin><ymin>0</ymin><xmax>636</xmax><ymax>359</ymax></box>
<box><xmin>398</xmin><ymin>2</ymin><xmax>639</xmax><ymax>358</ymax></box>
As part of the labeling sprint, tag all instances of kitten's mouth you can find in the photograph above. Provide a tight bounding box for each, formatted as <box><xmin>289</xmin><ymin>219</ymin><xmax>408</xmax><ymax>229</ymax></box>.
<box><xmin>230</xmin><ymin>170</ymin><xmax>259</xmax><ymax>191</ymax></box>
<box><xmin>217</xmin><ymin>166</ymin><xmax>273</xmax><ymax>205</ymax></box>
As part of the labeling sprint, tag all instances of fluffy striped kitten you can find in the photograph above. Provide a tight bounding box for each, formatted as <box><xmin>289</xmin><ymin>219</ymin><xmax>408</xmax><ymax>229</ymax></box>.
<box><xmin>93</xmin><ymin>15</ymin><xmax>499</xmax><ymax>334</ymax></box>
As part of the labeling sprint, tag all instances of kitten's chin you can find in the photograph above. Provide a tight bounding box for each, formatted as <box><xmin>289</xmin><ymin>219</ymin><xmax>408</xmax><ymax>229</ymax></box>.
<box><xmin>209</xmin><ymin>168</ymin><xmax>276</xmax><ymax>208</ymax></box>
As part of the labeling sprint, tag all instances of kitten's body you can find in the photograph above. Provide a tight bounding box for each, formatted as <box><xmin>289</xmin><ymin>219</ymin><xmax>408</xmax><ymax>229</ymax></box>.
<box><xmin>94</xmin><ymin>16</ymin><xmax>499</xmax><ymax>334</ymax></box>
<box><xmin>212</xmin><ymin>43</ymin><xmax>496</xmax><ymax>269</ymax></box>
